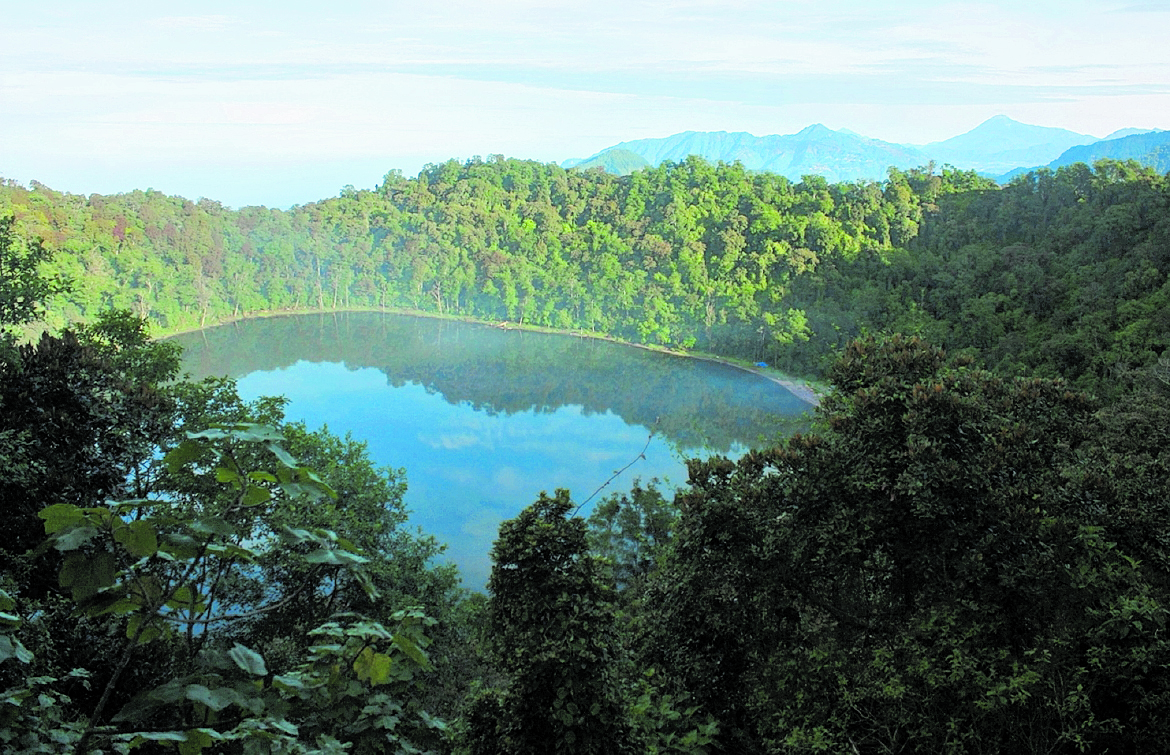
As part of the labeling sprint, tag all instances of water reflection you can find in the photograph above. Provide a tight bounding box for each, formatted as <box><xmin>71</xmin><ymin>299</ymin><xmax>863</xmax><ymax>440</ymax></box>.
<box><xmin>172</xmin><ymin>313</ymin><xmax>812</xmax><ymax>586</ymax></box>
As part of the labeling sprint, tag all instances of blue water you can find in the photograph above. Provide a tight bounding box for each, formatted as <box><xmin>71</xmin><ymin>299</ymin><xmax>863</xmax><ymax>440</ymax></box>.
<box><xmin>173</xmin><ymin>313</ymin><xmax>811</xmax><ymax>587</ymax></box>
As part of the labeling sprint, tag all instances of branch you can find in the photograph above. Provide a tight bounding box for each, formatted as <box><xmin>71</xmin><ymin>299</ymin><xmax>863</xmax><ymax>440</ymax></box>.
<box><xmin>572</xmin><ymin>418</ymin><xmax>658</xmax><ymax>518</ymax></box>
<box><xmin>162</xmin><ymin>584</ymin><xmax>309</xmax><ymax>626</ymax></box>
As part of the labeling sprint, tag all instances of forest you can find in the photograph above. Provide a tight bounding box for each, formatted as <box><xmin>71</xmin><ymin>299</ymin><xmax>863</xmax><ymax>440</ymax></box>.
<box><xmin>2</xmin><ymin>155</ymin><xmax>1170</xmax><ymax>753</ymax></box>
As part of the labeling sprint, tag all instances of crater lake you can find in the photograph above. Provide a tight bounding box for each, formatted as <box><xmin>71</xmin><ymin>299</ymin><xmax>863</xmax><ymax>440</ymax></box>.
<box><xmin>170</xmin><ymin>312</ymin><xmax>814</xmax><ymax>587</ymax></box>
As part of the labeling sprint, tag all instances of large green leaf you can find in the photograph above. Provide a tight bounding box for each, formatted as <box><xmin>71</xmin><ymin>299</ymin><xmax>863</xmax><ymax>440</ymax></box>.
<box><xmin>305</xmin><ymin>548</ymin><xmax>369</xmax><ymax>566</ymax></box>
<box><xmin>190</xmin><ymin>516</ymin><xmax>236</xmax><ymax>537</ymax></box>
<box><xmin>178</xmin><ymin>727</ymin><xmax>217</xmax><ymax>755</ymax></box>
<box><xmin>165</xmin><ymin>438</ymin><xmax>209</xmax><ymax>472</ymax></box>
<box><xmin>184</xmin><ymin>684</ymin><xmax>236</xmax><ymax>712</ymax></box>
<box><xmin>353</xmin><ymin>646</ymin><xmax>393</xmax><ymax>686</ymax></box>
<box><xmin>59</xmin><ymin>551</ymin><xmax>116</xmax><ymax>601</ymax></box>
<box><xmin>0</xmin><ymin>635</ymin><xmax>33</xmax><ymax>664</ymax></box>
<box><xmin>241</xmin><ymin>484</ymin><xmax>272</xmax><ymax>507</ymax></box>
<box><xmin>38</xmin><ymin>503</ymin><xmax>84</xmax><ymax>534</ymax></box>
<box><xmin>229</xmin><ymin>643</ymin><xmax>268</xmax><ymax>677</ymax></box>
<box><xmin>392</xmin><ymin>633</ymin><xmax>431</xmax><ymax>669</ymax></box>
<box><xmin>265</xmin><ymin>441</ymin><xmax>299</xmax><ymax>468</ymax></box>
<box><xmin>114</xmin><ymin>519</ymin><xmax>158</xmax><ymax>559</ymax></box>
<box><xmin>53</xmin><ymin>525</ymin><xmax>99</xmax><ymax>552</ymax></box>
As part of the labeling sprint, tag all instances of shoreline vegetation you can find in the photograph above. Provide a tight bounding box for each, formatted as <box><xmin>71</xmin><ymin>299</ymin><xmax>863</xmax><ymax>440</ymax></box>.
<box><xmin>156</xmin><ymin>305</ymin><xmax>824</xmax><ymax>407</ymax></box>
<box><xmin>9</xmin><ymin>157</ymin><xmax>1167</xmax><ymax>406</ymax></box>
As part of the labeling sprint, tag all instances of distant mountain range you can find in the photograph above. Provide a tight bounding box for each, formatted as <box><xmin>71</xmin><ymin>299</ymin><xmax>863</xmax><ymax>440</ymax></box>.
<box><xmin>1004</xmin><ymin>129</ymin><xmax>1170</xmax><ymax>181</ymax></box>
<box><xmin>563</xmin><ymin>116</ymin><xmax>1168</xmax><ymax>184</ymax></box>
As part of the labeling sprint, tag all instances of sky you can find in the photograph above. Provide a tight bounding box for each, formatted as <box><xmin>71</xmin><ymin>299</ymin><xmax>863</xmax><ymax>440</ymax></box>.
<box><xmin>2</xmin><ymin>0</ymin><xmax>1168</xmax><ymax>209</ymax></box>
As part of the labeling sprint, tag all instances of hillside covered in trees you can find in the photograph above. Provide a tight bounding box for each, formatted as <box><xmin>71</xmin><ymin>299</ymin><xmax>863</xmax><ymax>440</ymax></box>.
<box><xmin>3</xmin><ymin>155</ymin><xmax>1168</xmax><ymax>396</ymax></box>
<box><xmin>3</xmin><ymin>156</ymin><xmax>1170</xmax><ymax>752</ymax></box>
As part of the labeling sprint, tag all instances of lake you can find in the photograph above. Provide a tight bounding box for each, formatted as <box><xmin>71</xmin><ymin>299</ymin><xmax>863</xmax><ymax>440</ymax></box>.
<box><xmin>171</xmin><ymin>312</ymin><xmax>814</xmax><ymax>587</ymax></box>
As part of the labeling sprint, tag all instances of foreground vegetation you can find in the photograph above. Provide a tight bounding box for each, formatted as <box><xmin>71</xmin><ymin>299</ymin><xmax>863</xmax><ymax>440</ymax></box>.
<box><xmin>2</xmin><ymin>156</ymin><xmax>1170</xmax><ymax>752</ymax></box>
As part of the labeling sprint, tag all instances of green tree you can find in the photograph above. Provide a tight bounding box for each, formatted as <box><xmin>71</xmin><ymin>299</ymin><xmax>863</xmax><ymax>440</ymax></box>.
<box><xmin>464</xmin><ymin>491</ymin><xmax>634</xmax><ymax>755</ymax></box>
<box><xmin>642</xmin><ymin>335</ymin><xmax>1170</xmax><ymax>752</ymax></box>
<box><xmin>0</xmin><ymin>213</ymin><xmax>65</xmax><ymax>338</ymax></box>
<box><xmin>28</xmin><ymin>423</ymin><xmax>448</xmax><ymax>754</ymax></box>
<box><xmin>586</xmin><ymin>480</ymin><xmax>677</xmax><ymax>602</ymax></box>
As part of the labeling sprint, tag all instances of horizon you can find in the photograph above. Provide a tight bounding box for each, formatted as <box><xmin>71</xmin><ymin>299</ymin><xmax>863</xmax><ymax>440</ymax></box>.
<box><xmin>3</xmin><ymin>1</ymin><xmax>1168</xmax><ymax>209</ymax></box>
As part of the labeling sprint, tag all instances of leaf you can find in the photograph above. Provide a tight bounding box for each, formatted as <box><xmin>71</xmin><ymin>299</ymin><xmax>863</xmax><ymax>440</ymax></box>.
<box><xmin>0</xmin><ymin>636</ymin><xmax>34</xmax><ymax>664</ymax></box>
<box><xmin>418</xmin><ymin>709</ymin><xmax>448</xmax><ymax>731</ymax></box>
<box><xmin>270</xmin><ymin>718</ymin><xmax>299</xmax><ymax>735</ymax></box>
<box><xmin>160</xmin><ymin>533</ymin><xmax>201</xmax><ymax>560</ymax></box>
<box><xmin>76</xmin><ymin>588</ymin><xmax>133</xmax><ymax>618</ymax></box>
<box><xmin>232</xmin><ymin>423</ymin><xmax>285</xmax><ymax>442</ymax></box>
<box><xmin>229</xmin><ymin>643</ymin><xmax>268</xmax><ymax>677</ymax></box>
<box><xmin>279</xmin><ymin>526</ymin><xmax>316</xmax><ymax>545</ymax></box>
<box><xmin>190</xmin><ymin>517</ymin><xmax>236</xmax><ymax>537</ymax></box>
<box><xmin>112</xmin><ymin>678</ymin><xmax>188</xmax><ymax>722</ymax></box>
<box><xmin>215</xmin><ymin>466</ymin><xmax>240</xmax><ymax>484</ymax></box>
<box><xmin>185</xmin><ymin>428</ymin><xmax>230</xmax><ymax>441</ymax></box>
<box><xmin>205</xmin><ymin>543</ymin><xmax>258</xmax><ymax>561</ymax></box>
<box><xmin>305</xmin><ymin>549</ymin><xmax>369</xmax><ymax>566</ymax></box>
<box><xmin>126</xmin><ymin>613</ymin><xmax>156</xmax><ymax>642</ymax></box>
<box><xmin>178</xmin><ymin>728</ymin><xmax>215</xmax><ymax>755</ymax></box>
<box><xmin>232</xmin><ymin>682</ymin><xmax>266</xmax><ymax>715</ymax></box>
<box><xmin>53</xmin><ymin>526</ymin><xmax>99</xmax><ymax>552</ymax></box>
<box><xmin>127</xmin><ymin>731</ymin><xmax>187</xmax><ymax>744</ymax></box>
<box><xmin>185</xmin><ymin>684</ymin><xmax>236</xmax><ymax>712</ymax></box>
<box><xmin>114</xmin><ymin>520</ymin><xmax>158</xmax><ymax>559</ymax></box>
<box><xmin>392</xmin><ymin>634</ymin><xmax>431</xmax><ymax>670</ymax></box>
<box><xmin>353</xmin><ymin>647</ymin><xmax>393</xmax><ymax>686</ymax></box>
<box><xmin>266</xmin><ymin>441</ymin><xmax>299</xmax><ymax>468</ymax></box>
<box><xmin>170</xmin><ymin>585</ymin><xmax>195</xmax><ymax>605</ymax></box>
<box><xmin>38</xmin><ymin>503</ymin><xmax>84</xmax><ymax>534</ymax></box>
<box><xmin>165</xmin><ymin>439</ymin><xmax>209</xmax><ymax>472</ymax></box>
<box><xmin>60</xmin><ymin>551</ymin><xmax>116</xmax><ymax>602</ymax></box>
<box><xmin>241</xmin><ymin>485</ymin><xmax>272</xmax><ymax>507</ymax></box>
<box><xmin>272</xmin><ymin>674</ymin><xmax>305</xmax><ymax>691</ymax></box>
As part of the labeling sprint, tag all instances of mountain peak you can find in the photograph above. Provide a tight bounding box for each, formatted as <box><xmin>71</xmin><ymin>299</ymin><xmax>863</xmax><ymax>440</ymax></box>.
<box><xmin>795</xmin><ymin>123</ymin><xmax>836</xmax><ymax>138</ymax></box>
<box><xmin>562</xmin><ymin>117</ymin><xmax>1158</xmax><ymax>183</ymax></box>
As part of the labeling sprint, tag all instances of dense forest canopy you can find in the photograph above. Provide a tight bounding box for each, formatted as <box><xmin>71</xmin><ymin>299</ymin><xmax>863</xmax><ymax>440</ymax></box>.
<box><xmin>3</xmin><ymin>155</ymin><xmax>1170</xmax><ymax>753</ymax></box>
<box><xmin>4</xmin><ymin>155</ymin><xmax>1166</xmax><ymax>394</ymax></box>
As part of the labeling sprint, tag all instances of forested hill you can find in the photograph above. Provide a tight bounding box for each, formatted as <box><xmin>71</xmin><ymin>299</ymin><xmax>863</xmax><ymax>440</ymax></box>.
<box><xmin>2</xmin><ymin>156</ymin><xmax>1167</xmax><ymax>395</ymax></box>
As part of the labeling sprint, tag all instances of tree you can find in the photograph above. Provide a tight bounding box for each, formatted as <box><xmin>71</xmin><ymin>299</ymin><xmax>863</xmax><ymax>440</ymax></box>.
<box><xmin>586</xmin><ymin>480</ymin><xmax>677</xmax><ymax>604</ymax></box>
<box><xmin>0</xmin><ymin>213</ymin><xmax>65</xmax><ymax>337</ymax></box>
<box><xmin>464</xmin><ymin>491</ymin><xmax>634</xmax><ymax>755</ymax></box>
<box><xmin>641</xmin><ymin>335</ymin><xmax>1170</xmax><ymax>752</ymax></box>
<box><xmin>0</xmin><ymin>327</ymin><xmax>177</xmax><ymax>576</ymax></box>
<box><xmin>20</xmin><ymin>423</ymin><xmax>448</xmax><ymax>754</ymax></box>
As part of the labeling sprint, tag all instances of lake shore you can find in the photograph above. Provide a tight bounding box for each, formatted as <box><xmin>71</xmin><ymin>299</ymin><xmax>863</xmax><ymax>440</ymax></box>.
<box><xmin>158</xmin><ymin>306</ymin><xmax>824</xmax><ymax>407</ymax></box>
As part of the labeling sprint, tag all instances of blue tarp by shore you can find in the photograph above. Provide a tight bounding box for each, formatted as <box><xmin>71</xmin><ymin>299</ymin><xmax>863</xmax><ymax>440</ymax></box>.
<box><xmin>755</xmin><ymin>362</ymin><xmax>768</xmax><ymax>368</ymax></box>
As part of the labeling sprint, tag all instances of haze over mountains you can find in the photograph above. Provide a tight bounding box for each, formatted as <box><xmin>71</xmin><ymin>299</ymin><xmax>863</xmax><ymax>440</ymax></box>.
<box><xmin>565</xmin><ymin>116</ymin><xmax>1169</xmax><ymax>183</ymax></box>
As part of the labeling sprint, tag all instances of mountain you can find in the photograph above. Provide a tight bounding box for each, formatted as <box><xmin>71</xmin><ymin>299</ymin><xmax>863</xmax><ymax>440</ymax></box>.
<box><xmin>1048</xmin><ymin>130</ymin><xmax>1170</xmax><ymax>174</ymax></box>
<box><xmin>921</xmin><ymin>115</ymin><xmax>1096</xmax><ymax>174</ymax></box>
<box><xmin>569</xmin><ymin>148</ymin><xmax>651</xmax><ymax>175</ymax></box>
<box><xmin>1102</xmin><ymin>127</ymin><xmax>1165</xmax><ymax>140</ymax></box>
<box><xmin>565</xmin><ymin>116</ymin><xmax>1163</xmax><ymax>184</ymax></box>
<box><xmin>570</xmin><ymin>126</ymin><xmax>930</xmax><ymax>182</ymax></box>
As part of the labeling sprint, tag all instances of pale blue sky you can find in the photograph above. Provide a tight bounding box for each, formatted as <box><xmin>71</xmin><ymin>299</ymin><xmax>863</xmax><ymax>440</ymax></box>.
<box><xmin>2</xmin><ymin>1</ymin><xmax>1167</xmax><ymax>208</ymax></box>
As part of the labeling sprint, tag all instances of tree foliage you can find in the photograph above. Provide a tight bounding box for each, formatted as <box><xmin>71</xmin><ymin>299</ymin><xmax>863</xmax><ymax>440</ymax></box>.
<box><xmin>465</xmin><ymin>491</ymin><xmax>634</xmax><ymax>755</ymax></box>
<box><xmin>639</xmin><ymin>335</ymin><xmax>1170</xmax><ymax>753</ymax></box>
<box><xmin>0</xmin><ymin>307</ymin><xmax>465</xmax><ymax>753</ymax></box>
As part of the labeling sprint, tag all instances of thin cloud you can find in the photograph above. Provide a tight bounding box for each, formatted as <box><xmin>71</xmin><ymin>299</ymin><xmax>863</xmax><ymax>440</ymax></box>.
<box><xmin>2</xmin><ymin>0</ymin><xmax>1167</xmax><ymax>207</ymax></box>
<box><xmin>149</xmin><ymin>15</ymin><xmax>238</xmax><ymax>30</ymax></box>
<box><xmin>1113</xmin><ymin>3</ymin><xmax>1170</xmax><ymax>11</ymax></box>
